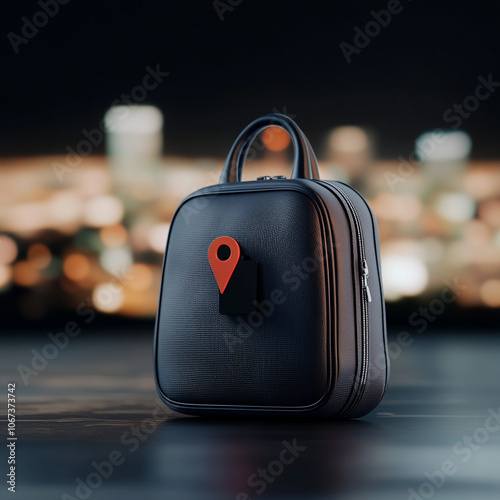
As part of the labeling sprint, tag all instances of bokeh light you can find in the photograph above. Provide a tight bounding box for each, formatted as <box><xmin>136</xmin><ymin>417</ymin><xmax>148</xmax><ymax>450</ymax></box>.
<box><xmin>27</xmin><ymin>243</ymin><xmax>52</xmax><ymax>270</ymax></box>
<box><xmin>63</xmin><ymin>253</ymin><xmax>91</xmax><ymax>281</ymax></box>
<box><xmin>12</xmin><ymin>261</ymin><xmax>40</xmax><ymax>287</ymax></box>
<box><xmin>104</xmin><ymin>105</ymin><xmax>163</xmax><ymax>135</ymax></box>
<box><xmin>92</xmin><ymin>283</ymin><xmax>124</xmax><ymax>313</ymax></box>
<box><xmin>326</xmin><ymin>126</ymin><xmax>371</xmax><ymax>176</ymax></box>
<box><xmin>435</xmin><ymin>193</ymin><xmax>475</xmax><ymax>224</ymax></box>
<box><xmin>372</xmin><ymin>193</ymin><xmax>422</xmax><ymax>222</ymax></box>
<box><xmin>464</xmin><ymin>220</ymin><xmax>490</xmax><ymax>248</ymax></box>
<box><xmin>416</xmin><ymin>130</ymin><xmax>472</xmax><ymax>162</ymax></box>
<box><xmin>328</xmin><ymin>126</ymin><xmax>369</xmax><ymax>155</ymax></box>
<box><xmin>0</xmin><ymin>264</ymin><xmax>13</xmax><ymax>288</ymax></box>
<box><xmin>0</xmin><ymin>235</ymin><xmax>18</xmax><ymax>265</ymax></box>
<box><xmin>128</xmin><ymin>263</ymin><xmax>154</xmax><ymax>291</ymax></box>
<box><xmin>100</xmin><ymin>224</ymin><xmax>128</xmax><ymax>247</ymax></box>
<box><xmin>148</xmin><ymin>223</ymin><xmax>170</xmax><ymax>253</ymax></box>
<box><xmin>99</xmin><ymin>247</ymin><xmax>133</xmax><ymax>274</ymax></box>
<box><xmin>382</xmin><ymin>255</ymin><xmax>429</xmax><ymax>301</ymax></box>
<box><xmin>262</xmin><ymin>126</ymin><xmax>291</xmax><ymax>152</ymax></box>
<box><xmin>48</xmin><ymin>191</ymin><xmax>83</xmax><ymax>227</ymax></box>
<box><xmin>464</xmin><ymin>168</ymin><xmax>500</xmax><ymax>201</ymax></box>
<box><xmin>4</xmin><ymin>201</ymin><xmax>45</xmax><ymax>234</ymax></box>
<box><xmin>83</xmin><ymin>195</ymin><xmax>124</xmax><ymax>227</ymax></box>
<box><xmin>478</xmin><ymin>199</ymin><xmax>500</xmax><ymax>228</ymax></box>
<box><xmin>480</xmin><ymin>279</ymin><xmax>500</xmax><ymax>308</ymax></box>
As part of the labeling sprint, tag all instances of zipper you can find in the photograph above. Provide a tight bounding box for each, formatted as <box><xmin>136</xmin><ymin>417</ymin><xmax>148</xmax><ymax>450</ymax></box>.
<box><xmin>256</xmin><ymin>175</ymin><xmax>287</xmax><ymax>181</ymax></box>
<box><xmin>316</xmin><ymin>181</ymin><xmax>371</xmax><ymax>417</ymax></box>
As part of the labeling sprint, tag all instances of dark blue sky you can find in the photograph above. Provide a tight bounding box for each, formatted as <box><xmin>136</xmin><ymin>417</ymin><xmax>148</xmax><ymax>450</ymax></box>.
<box><xmin>2</xmin><ymin>0</ymin><xmax>499</xmax><ymax>158</ymax></box>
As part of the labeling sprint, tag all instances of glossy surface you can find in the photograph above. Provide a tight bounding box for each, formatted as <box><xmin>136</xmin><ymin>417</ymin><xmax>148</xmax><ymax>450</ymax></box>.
<box><xmin>2</xmin><ymin>331</ymin><xmax>500</xmax><ymax>499</ymax></box>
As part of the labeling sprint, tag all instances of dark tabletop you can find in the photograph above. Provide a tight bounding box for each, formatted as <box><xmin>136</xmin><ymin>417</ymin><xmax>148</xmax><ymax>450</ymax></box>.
<box><xmin>1</xmin><ymin>329</ymin><xmax>500</xmax><ymax>500</ymax></box>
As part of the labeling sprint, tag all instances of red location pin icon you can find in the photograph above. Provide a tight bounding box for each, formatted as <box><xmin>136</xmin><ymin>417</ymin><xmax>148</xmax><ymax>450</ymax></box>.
<box><xmin>208</xmin><ymin>236</ymin><xmax>241</xmax><ymax>294</ymax></box>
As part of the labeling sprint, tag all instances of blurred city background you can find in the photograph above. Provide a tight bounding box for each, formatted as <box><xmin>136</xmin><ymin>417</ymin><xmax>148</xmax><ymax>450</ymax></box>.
<box><xmin>1</xmin><ymin>1</ymin><xmax>499</xmax><ymax>331</ymax></box>
<box><xmin>2</xmin><ymin>3</ymin><xmax>500</xmax><ymax>499</ymax></box>
<box><xmin>0</xmin><ymin>105</ymin><xmax>499</xmax><ymax>329</ymax></box>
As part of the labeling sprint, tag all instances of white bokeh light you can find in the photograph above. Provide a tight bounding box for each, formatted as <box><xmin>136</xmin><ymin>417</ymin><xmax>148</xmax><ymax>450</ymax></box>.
<box><xmin>416</xmin><ymin>130</ymin><xmax>472</xmax><ymax>163</ymax></box>
<box><xmin>382</xmin><ymin>255</ymin><xmax>429</xmax><ymax>301</ymax></box>
<box><xmin>83</xmin><ymin>195</ymin><xmax>124</xmax><ymax>227</ymax></box>
<box><xmin>99</xmin><ymin>247</ymin><xmax>133</xmax><ymax>274</ymax></box>
<box><xmin>92</xmin><ymin>283</ymin><xmax>124</xmax><ymax>313</ymax></box>
<box><xmin>435</xmin><ymin>192</ymin><xmax>475</xmax><ymax>223</ymax></box>
<box><xmin>148</xmin><ymin>223</ymin><xmax>170</xmax><ymax>253</ymax></box>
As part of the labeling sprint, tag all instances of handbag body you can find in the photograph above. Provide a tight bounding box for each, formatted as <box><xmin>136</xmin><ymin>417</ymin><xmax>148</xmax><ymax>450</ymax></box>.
<box><xmin>154</xmin><ymin>113</ymin><xmax>389</xmax><ymax>419</ymax></box>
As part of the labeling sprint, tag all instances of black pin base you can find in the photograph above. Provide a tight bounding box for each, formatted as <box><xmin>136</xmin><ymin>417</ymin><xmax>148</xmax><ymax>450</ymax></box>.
<box><xmin>219</xmin><ymin>260</ymin><xmax>258</xmax><ymax>315</ymax></box>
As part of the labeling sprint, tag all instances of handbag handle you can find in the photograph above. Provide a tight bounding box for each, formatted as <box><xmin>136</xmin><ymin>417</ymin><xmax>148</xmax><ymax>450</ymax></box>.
<box><xmin>219</xmin><ymin>113</ymin><xmax>320</xmax><ymax>183</ymax></box>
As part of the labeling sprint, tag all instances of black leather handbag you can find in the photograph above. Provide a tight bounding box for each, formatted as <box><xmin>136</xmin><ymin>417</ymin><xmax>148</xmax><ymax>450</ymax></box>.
<box><xmin>154</xmin><ymin>113</ymin><xmax>389</xmax><ymax>419</ymax></box>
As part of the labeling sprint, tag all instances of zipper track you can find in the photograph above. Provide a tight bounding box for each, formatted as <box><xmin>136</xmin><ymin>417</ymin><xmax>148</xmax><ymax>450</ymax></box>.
<box><xmin>317</xmin><ymin>181</ymin><xmax>371</xmax><ymax>417</ymax></box>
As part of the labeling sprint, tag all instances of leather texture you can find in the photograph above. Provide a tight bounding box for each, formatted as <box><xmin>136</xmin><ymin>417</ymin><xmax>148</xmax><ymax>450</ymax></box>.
<box><xmin>154</xmin><ymin>114</ymin><xmax>389</xmax><ymax>419</ymax></box>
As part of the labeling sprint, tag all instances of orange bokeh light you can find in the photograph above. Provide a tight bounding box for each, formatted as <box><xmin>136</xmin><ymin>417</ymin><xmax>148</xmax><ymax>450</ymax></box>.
<box><xmin>262</xmin><ymin>126</ymin><xmax>291</xmax><ymax>152</ymax></box>
<box><xmin>63</xmin><ymin>253</ymin><xmax>91</xmax><ymax>281</ymax></box>
<box><xmin>12</xmin><ymin>261</ymin><xmax>40</xmax><ymax>287</ymax></box>
<box><xmin>0</xmin><ymin>235</ymin><xmax>18</xmax><ymax>265</ymax></box>
<box><xmin>27</xmin><ymin>243</ymin><xmax>52</xmax><ymax>269</ymax></box>
<box><xmin>0</xmin><ymin>264</ymin><xmax>13</xmax><ymax>288</ymax></box>
<box><xmin>128</xmin><ymin>263</ymin><xmax>154</xmax><ymax>291</ymax></box>
<box><xmin>100</xmin><ymin>224</ymin><xmax>128</xmax><ymax>248</ymax></box>
<box><xmin>480</xmin><ymin>279</ymin><xmax>500</xmax><ymax>308</ymax></box>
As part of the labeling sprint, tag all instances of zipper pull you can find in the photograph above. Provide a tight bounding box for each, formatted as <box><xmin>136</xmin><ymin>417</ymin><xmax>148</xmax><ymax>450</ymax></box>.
<box><xmin>361</xmin><ymin>259</ymin><xmax>372</xmax><ymax>303</ymax></box>
<box><xmin>365</xmin><ymin>284</ymin><xmax>372</xmax><ymax>303</ymax></box>
<box><xmin>256</xmin><ymin>175</ymin><xmax>287</xmax><ymax>181</ymax></box>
